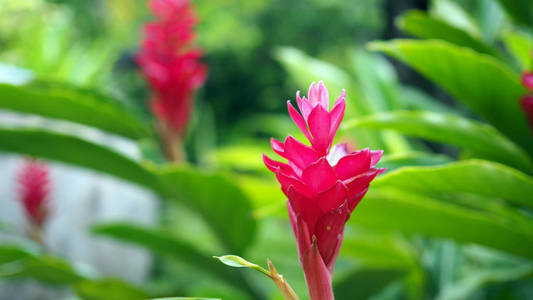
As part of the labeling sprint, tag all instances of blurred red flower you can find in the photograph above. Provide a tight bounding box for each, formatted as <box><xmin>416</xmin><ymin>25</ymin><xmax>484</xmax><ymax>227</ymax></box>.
<box><xmin>136</xmin><ymin>0</ymin><xmax>207</xmax><ymax>136</ymax></box>
<box><xmin>263</xmin><ymin>81</ymin><xmax>385</xmax><ymax>300</ymax></box>
<box><xmin>521</xmin><ymin>72</ymin><xmax>533</xmax><ymax>130</ymax></box>
<box><xmin>16</xmin><ymin>159</ymin><xmax>50</xmax><ymax>227</ymax></box>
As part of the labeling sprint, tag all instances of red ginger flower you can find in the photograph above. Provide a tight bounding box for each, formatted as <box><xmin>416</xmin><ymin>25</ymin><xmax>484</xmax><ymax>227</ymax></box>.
<box><xmin>16</xmin><ymin>159</ymin><xmax>50</xmax><ymax>227</ymax></box>
<box><xmin>136</xmin><ymin>0</ymin><xmax>207</xmax><ymax>136</ymax></box>
<box><xmin>521</xmin><ymin>72</ymin><xmax>533</xmax><ymax>129</ymax></box>
<box><xmin>263</xmin><ymin>81</ymin><xmax>385</xmax><ymax>300</ymax></box>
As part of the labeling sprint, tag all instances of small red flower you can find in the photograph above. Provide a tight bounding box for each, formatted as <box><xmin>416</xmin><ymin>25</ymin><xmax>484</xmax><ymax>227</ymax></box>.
<box><xmin>136</xmin><ymin>0</ymin><xmax>207</xmax><ymax>136</ymax></box>
<box><xmin>16</xmin><ymin>159</ymin><xmax>50</xmax><ymax>227</ymax></box>
<box><xmin>263</xmin><ymin>81</ymin><xmax>385</xmax><ymax>300</ymax></box>
<box><xmin>521</xmin><ymin>72</ymin><xmax>533</xmax><ymax>130</ymax></box>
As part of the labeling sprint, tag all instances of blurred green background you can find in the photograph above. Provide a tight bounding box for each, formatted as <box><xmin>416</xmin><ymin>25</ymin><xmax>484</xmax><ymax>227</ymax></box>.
<box><xmin>1</xmin><ymin>0</ymin><xmax>533</xmax><ymax>299</ymax></box>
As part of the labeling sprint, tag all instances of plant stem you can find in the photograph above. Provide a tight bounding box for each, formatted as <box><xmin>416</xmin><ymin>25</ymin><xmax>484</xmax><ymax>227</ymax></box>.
<box><xmin>267</xmin><ymin>259</ymin><xmax>300</xmax><ymax>300</ymax></box>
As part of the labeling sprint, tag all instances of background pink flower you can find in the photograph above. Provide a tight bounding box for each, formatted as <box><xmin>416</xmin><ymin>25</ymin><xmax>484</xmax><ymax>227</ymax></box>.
<box><xmin>136</xmin><ymin>0</ymin><xmax>207</xmax><ymax>136</ymax></box>
<box><xmin>16</xmin><ymin>158</ymin><xmax>50</xmax><ymax>227</ymax></box>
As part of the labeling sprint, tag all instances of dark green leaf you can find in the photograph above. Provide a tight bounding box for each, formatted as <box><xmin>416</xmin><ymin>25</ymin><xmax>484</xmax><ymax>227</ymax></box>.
<box><xmin>0</xmin><ymin>128</ymin><xmax>161</xmax><ymax>191</ymax></box>
<box><xmin>91</xmin><ymin>223</ymin><xmax>261</xmax><ymax>299</ymax></box>
<box><xmin>344</xmin><ymin>111</ymin><xmax>533</xmax><ymax>172</ymax></box>
<box><xmin>494</xmin><ymin>0</ymin><xmax>533</xmax><ymax>27</ymax></box>
<box><xmin>0</xmin><ymin>244</ymin><xmax>38</xmax><ymax>265</ymax></box>
<box><xmin>0</xmin><ymin>255</ymin><xmax>85</xmax><ymax>284</ymax></box>
<box><xmin>368</xmin><ymin>39</ymin><xmax>533</xmax><ymax>153</ymax></box>
<box><xmin>74</xmin><ymin>278</ymin><xmax>148</xmax><ymax>300</ymax></box>
<box><xmin>375</xmin><ymin>152</ymin><xmax>452</xmax><ymax>173</ymax></box>
<box><xmin>353</xmin><ymin>188</ymin><xmax>533</xmax><ymax>259</ymax></box>
<box><xmin>334</xmin><ymin>268</ymin><xmax>407</xmax><ymax>299</ymax></box>
<box><xmin>158</xmin><ymin>167</ymin><xmax>257</xmax><ymax>254</ymax></box>
<box><xmin>397</xmin><ymin>10</ymin><xmax>499</xmax><ymax>57</ymax></box>
<box><xmin>0</xmin><ymin>83</ymin><xmax>149</xmax><ymax>139</ymax></box>
<box><xmin>373</xmin><ymin>160</ymin><xmax>533</xmax><ymax>209</ymax></box>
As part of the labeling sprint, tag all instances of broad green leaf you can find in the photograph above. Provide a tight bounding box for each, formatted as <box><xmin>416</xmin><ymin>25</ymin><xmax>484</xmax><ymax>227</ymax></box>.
<box><xmin>0</xmin><ymin>255</ymin><xmax>85</xmax><ymax>284</ymax></box>
<box><xmin>74</xmin><ymin>278</ymin><xmax>148</xmax><ymax>300</ymax></box>
<box><xmin>504</xmin><ymin>31</ymin><xmax>533</xmax><ymax>70</ymax></box>
<box><xmin>437</xmin><ymin>264</ymin><xmax>533</xmax><ymax>300</ymax></box>
<box><xmin>399</xmin><ymin>86</ymin><xmax>458</xmax><ymax>115</ymax></box>
<box><xmin>397</xmin><ymin>10</ymin><xmax>498</xmax><ymax>57</ymax></box>
<box><xmin>91</xmin><ymin>223</ymin><xmax>260</xmax><ymax>299</ymax></box>
<box><xmin>430</xmin><ymin>0</ymin><xmax>479</xmax><ymax>37</ymax></box>
<box><xmin>353</xmin><ymin>188</ymin><xmax>533</xmax><ymax>259</ymax></box>
<box><xmin>368</xmin><ymin>39</ymin><xmax>533</xmax><ymax>153</ymax></box>
<box><xmin>494</xmin><ymin>0</ymin><xmax>533</xmax><ymax>27</ymax></box>
<box><xmin>0</xmin><ymin>128</ymin><xmax>256</xmax><ymax>258</ymax></box>
<box><xmin>158</xmin><ymin>166</ymin><xmax>257</xmax><ymax>254</ymax></box>
<box><xmin>214</xmin><ymin>255</ymin><xmax>269</xmax><ymax>277</ymax></box>
<box><xmin>333</xmin><ymin>268</ymin><xmax>407</xmax><ymax>299</ymax></box>
<box><xmin>150</xmin><ymin>298</ymin><xmax>220</xmax><ymax>300</ymax></box>
<box><xmin>0</xmin><ymin>83</ymin><xmax>149</xmax><ymax>139</ymax></box>
<box><xmin>0</xmin><ymin>128</ymin><xmax>160</xmax><ymax>191</ymax></box>
<box><xmin>274</xmin><ymin>47</ymin><xmax>351</xmax><ymax>107</ymax></box>
<box><xmin>377</xmin><ymin>152</ymin><xmax>453</xmax><ymax>172</ymax></box>
<box><xmin>0</xmin><ymin>244</ymin><xmax>38</xmax><ymax>264</ymax></box>
<box><xmin>344</xmin><ymin>111</ymin><xmax>533</xmax><ymax>172</ymax></box>
<box><xmin>349</xmin><ymin>49</ymin><xmax>412</xmax><ymax>154</ymax></box>
<box><xmin>373</xmin><ymin>160</ymin><xmax>533</xmax><ymax>209</ymax></box>
<box><xmin>340</xmin><ymin>233</ymin><xmax>418</xmax><ymax>268</ymax></box>
<box><xmin>350</xmin><ymin>49</ymin><xmax>401</xmax><ymax>112</ymax></box>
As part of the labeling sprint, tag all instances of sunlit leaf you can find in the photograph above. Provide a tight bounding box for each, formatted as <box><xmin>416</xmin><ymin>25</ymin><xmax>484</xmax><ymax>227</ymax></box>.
<box><xmin>74</xmin><ymin>278</ymin><xmax>148</xmax><ymax>300</ymax></box>
<box><xmin>158</xmin><ymin>166</ymin><xmax>257</xmax><ymax>254</ymax></box>
<box><xmin>344</xmin><ymin>111</ymin><xmax>533</xmax><ymax>172</ymax></box>
<box><xmin>368</xmin><ymin>39</ymin><xmax>533</xmax><ymax>153</ymax></box>
<box><xmin>397</xmin><ymin>10</ymin><xmax>498</xmax><ymax>57</ymax></box>
<box><xmin>91</xmin><ymin>223</ymin><xmax>261</xmax><ymax>299</ymax></box>
<box><xmin>0</xmin><ymin>83</ymin><xmax>149</xmax><ymax>139</ymax></box>
<box><xmin>373</xmin><ymin>160</ymin><xmax>533</xmax><ymax>209</ymax></box>
<box><xmin>353</xmin><ymin>187</ymin><xmax>533</xmax><ymax>259</ymax></box>
<box><xmin>0</xmin><ymin>128</ymin><xmax>160</xmax><ymax>191</ymax></box>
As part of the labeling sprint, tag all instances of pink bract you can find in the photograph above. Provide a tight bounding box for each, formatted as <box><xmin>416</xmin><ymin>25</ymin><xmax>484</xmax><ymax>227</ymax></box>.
<box><xmin>136</xmin><ymin>0</ymin><xmax>207</xmax><ymax>136</ymax></box>
<box><xmin>16</xmin><ymin>159</ymin><xmax>50</xmax><ymax>226</ymax></box>
<box><xmin>263</xmin><ymin>81</ymin><xmax>385</xmax><ymax>300</ymax></box>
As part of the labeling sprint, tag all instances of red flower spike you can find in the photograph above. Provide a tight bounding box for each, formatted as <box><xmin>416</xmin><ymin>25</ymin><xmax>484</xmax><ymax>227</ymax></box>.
<box><xmin>264</xmin><ymin>81</ymin><xmax>385</xmax><ymax>300</ymax></box>
<box><xmin>136</xmin><ymin>0</ymin><xmax>207</xmax><ymax>137</ymax></box>
<box><xmin>522</xmin><ymin>72</ymin><xmax>533</xmax><ymax>92</ymax></box>
<box><xmin>16</xmin><ymin>159</ymin><xmax>50</xmax><ymax>227</ymax></box>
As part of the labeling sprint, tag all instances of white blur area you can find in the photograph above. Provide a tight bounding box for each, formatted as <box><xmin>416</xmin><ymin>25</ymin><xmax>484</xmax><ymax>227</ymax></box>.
<box><xmin>0</xmin><ymin>110</ymin><xmax>159</xmax><ymax>300</ymax></box>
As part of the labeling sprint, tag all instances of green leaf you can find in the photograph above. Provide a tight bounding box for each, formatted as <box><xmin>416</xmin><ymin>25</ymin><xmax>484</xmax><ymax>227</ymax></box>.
<box><xmin>214</xmin><ymin>255</ymin><xmax>270</xmax><ymax>277</ymax></box>
<box><xmin>376</xmin><ymin>152</ymin><xmax>453</xmax><ymax>172</ymax></box>
<box><xmin>0</xmin><ymin>255</ymin><xmax>85</xmax><ymax>284</ymax></box>
<box><xmin>158</xmin><ymin>167</ymin><xmax>257</xmax><ymax>254</ymax></box>
<box><xmin>399</xmin><ymin>86</ymin><xmax>457</xmax><ymax>115</ymax></box>
<box><xmin>0</xmin><ymin>128</ymin><xmax>161</xmax><ymax>191</ymax></box>
<box><xmin>0</xmin><ymin>244</ymin><xmax>38</xmax><ymax>264</ymax></box>
<box><xmin>91</xmin><ymin>223</ymin><xmax>261</xmax><ymax>299</ymax></box>
<box><xmin>333</xmin><ymin>268</ymin><xmax>407</xmax><ymax>299</ymax></box>
<box><xmin>437</xmin><ymin>265</ymin><xmax>533</xmax><ymax>300</ymax></box>
<box><xmin>274</xmin><ymin>47</ymin><xmax>351</xmax><ymax>103</ymax></box>
<box><xmin>504</xmin><ymin>31</ymin><xmax>533</xmax><ymax>70</ymax></box>
<box><xmin>0</xmin><ymin>128</ymin><xmax>257</xmax><ymax>259</ymax></box>
<box><xmin>150</xmin><ymin>298</ymin><xmax>220</xmax><ymax>300</ymax></box>
<box><xmin>353</xmin><ymin>187</ymin><xmax>533</xmax><ymax>259</ymax></box>
<box><xmin>0</xmin><ymin>83</ymin><xmax>149</xmax><ymax>139</ymax></box>
<box><xmin>397</xmin><ymin>10</ymin><xmax>499</xmax><ymax>57</ymax></box>
<box><xmin>494</xmin><ymin>0</ymin><xmax>533</xmax><ymax>27</ymax></box>
<box><xmin>74</xmin><ymin>278</ymin><xmax>148</xmax><ymax>300</ymax></box>
<box><xmin>368</xmin><ymin>39</ymin><xmax>533</xmax><ymax>153</ymax></box>
<box><xmin>373</xmin><ymin>159</ymin><xmax>533</xmax><ymax>209</ymax></box>
<box><xmin>344</xmin><ymin>111</ymin><xmax>533</xmax><ymax>172</ymax></box>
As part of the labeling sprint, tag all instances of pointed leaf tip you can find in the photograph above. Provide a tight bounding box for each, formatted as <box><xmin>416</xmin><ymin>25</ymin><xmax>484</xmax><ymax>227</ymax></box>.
<box><xmin>214</xmin><ymin>255</ymin><xmax>270</xmax><ymax>276</ymax></box>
